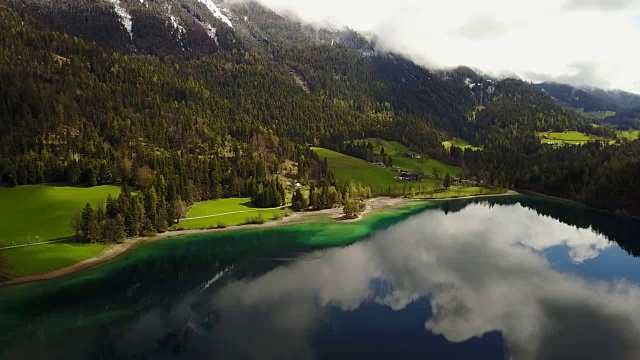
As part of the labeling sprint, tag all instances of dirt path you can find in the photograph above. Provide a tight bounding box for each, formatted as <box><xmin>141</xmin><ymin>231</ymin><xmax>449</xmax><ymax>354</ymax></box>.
<box><xmin>0</xmin><ymin>192</ymin><xmax>518</xmax><ymax>288</ymax></box>
<box><xmin>180</xmin><ymin>204</ymin><xmax>290</xmax><ymax>221</ymax></box>
<box><xmin>0</xmin><ymin>238</ymin><xmax>71</xmax><ymax>251</ymax></box>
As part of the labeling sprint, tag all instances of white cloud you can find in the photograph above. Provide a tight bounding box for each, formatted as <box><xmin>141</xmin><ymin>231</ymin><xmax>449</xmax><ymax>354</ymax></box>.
<box><xmin>245</xmin><ymin>0</ymin><xmax>640</xmax><ymax>93</ymax></box>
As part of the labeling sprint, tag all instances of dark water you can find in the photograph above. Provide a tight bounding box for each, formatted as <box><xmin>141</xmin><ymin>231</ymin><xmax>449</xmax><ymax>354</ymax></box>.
<box><xmin>1</xmin><ymin>196</ymin><xmax>640</xmax><ymax>360</ymax></box>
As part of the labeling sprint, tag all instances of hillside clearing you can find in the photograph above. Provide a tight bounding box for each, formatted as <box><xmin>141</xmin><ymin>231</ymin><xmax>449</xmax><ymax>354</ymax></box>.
<box><xmin>351</xmin><ymin>138</ymin><xmax>463</xmax><ymax>177</ymax></box>
<box><xmin>537</xmin><ymin>131</ymin><xmax>602</xmax><ymax>145</ymax></box>
<box><xmin>442</xmin><ymin>138</ymin><xmax>482</xmax><ymax>151</ymax></box>
<box><xmin>312</xmin><ymin>147</ymin><xmax>465</xmax><ymax>195</ymax></box>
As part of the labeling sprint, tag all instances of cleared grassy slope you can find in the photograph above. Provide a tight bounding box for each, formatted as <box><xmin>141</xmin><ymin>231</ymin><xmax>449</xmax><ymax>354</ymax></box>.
<box><xmin>361</xmin><ymin>138</ymin><xmax>463</xmax><ymax>176</ymax></box>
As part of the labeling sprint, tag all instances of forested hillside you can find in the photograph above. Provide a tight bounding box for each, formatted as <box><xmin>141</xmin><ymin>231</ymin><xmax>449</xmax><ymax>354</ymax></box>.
<box><xmin>534</xmin><ymin>82</ymin><xmax>640</xmax><ymax>113</ymax></box>
<box><xmin>2</xmin><ymin>0</ymin><xmax>640</xmax><ymax>222</ymax></box>
<box><xmin>605</xmin><ymin>108</ymin><xmax>640</xmax><ymax>130</ymax></box>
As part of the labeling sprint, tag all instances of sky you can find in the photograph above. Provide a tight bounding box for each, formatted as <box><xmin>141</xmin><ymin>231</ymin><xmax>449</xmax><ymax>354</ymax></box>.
<box><xmin>246</xmin><ymin>0</ymin><xmax>640</xmax><ymax>93</ymax></box>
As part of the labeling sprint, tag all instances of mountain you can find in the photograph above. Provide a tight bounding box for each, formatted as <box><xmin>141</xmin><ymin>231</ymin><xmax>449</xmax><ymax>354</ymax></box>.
<box><xmin>605</xmin><ymin>107</ymin><xmax>640</xmax><ymax>130</ymax></box>
<box><xmin>5</xmin><ymin>0</ymin><xmax>640</xmax><ymax>217</ymax></box>
<box><xmin>533</xmin><ymin>82</ymin><xmax>640</xmax><ymax>113</ymax></box>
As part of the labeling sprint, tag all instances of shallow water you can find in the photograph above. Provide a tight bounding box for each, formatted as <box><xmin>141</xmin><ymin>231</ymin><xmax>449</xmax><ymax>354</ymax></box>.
<box><xmin>1</xmin><ymin>196</ymin><xmax>639</xmax><ymax>360</ymax></box>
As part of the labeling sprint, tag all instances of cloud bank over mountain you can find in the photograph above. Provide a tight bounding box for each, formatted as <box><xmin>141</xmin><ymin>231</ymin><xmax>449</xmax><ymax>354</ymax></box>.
<box><xmin>244</xmin><ymin>0</ymin><xmax>640</xmax><ymax>93</ymax></box>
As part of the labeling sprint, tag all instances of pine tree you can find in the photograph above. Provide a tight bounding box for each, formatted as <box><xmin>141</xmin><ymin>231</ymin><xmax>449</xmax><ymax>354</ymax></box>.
<box><xmin>443</xmin><ymin>173</ymin><xmax>452</xmax><ymax>189</ymax></box>
<box><xmin>81</xmin><ymin>203</ymin><xmax>94</xmax><ymax>243</ymax></box>
<box><xmin>131</xmin><ymin>196</ymin><xmax>146</xmax><ymax>236</ymax></box>
<box><xmin>144</xmin><ymin>187</ymin><xmax>158</xmax><ymax>228</ymax></box>
<box><xmin>291</xmin><ymin>188</ymin><xmax>308</xmax><ymax>211</ymax></box>
<box><xmin>106</xmin><ymin>193</ymin><xmax>118</xmax><ymax>218</ymax></box>
<box><xmin>309</xmin><ymin>184</ymin><xmax>318</xmax><ymax>209</ymax></box>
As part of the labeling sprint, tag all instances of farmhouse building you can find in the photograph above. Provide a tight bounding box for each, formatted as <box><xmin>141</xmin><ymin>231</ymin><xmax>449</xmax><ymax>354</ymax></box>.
<box><xmin>398</xmin><ymin>171</ymin><xmax>425</xmax><ymax>181</ymax></box>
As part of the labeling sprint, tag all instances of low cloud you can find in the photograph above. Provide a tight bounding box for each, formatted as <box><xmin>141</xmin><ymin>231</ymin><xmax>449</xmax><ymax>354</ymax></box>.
<box><xmin>240</xmin><ymin>0</ymin><xmax>640</xmax><ymax>93</ymax></box>
<box><xmin>564</xmin><ymin>0</ymin><xmax>640</xmax><ymax>11</ymax></box>
<box><xmin>456</xmin><ymin>16</ymin><xmax>508</xmax><ymax>40</ymax></box>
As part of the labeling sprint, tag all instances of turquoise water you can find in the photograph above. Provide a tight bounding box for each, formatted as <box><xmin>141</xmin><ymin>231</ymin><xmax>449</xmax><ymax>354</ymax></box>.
<box><xmin>1</xmin><ymin>196</ymin><xmax>639</xmax><ymax>359</ymax></box>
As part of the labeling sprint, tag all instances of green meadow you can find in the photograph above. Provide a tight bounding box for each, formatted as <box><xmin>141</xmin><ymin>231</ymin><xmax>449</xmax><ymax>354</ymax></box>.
<box><xmin>0</xmin><ymin>184</ymin><xmax>120</xmax><ymax>277</ymax></box>
<box><xmin>540</xmin><ymin>128</ymin><xmax>639</xmax><ymax>145</ymax></box>
<box><xmin>313</xmin><ymin>147</ymin><xmax>403</xmax><ymax>189</ymax></box>
<box><xmin>0</xmin><ymin>185</ymin><xmax>121</xmax><ymax>246</ymax></box>
<box><xmin>412</xmin><ymin>186</ymin><xmax>505</xmax><ymax>199</ymax></box>
<box><xmin>616</xmin><ymin>130</ymin><xmax>640</xmax><ymax>141</ymax></box>
<box><xmin>312</xmin><ymin>147</ymin><xmax>463</xmax><ymax>195</ymax></box>
<box><xmin>179</xmin><ymin>197</ymin><xmax>285</xmax><ymax>229</ymax></box>
<box><xmin>576</xmin><ymin>109</ymin><xmax>616</xmax><ymax>121</ymax></box>
<box><xmin>358</xmin><ymin>138</ymin><xmax>463</xmax><ymax>177</ymax></box>
<box><xmin>442</xmin><ymin>137</ymin><xmax>482</xmax><ymax>151</ymax></box>
<box><xmin>3</xmin><ymin>243</ymin><xmax>109</xmax><ymax>276</ymax></box>
<box><xmin>537</xmin><ymin>131</ymin><xmax>602</xmax><ymax>145</ymax></box>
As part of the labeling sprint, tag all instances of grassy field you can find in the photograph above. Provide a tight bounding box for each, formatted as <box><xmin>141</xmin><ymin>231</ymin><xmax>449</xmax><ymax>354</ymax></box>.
<box><xmin>312</xmin><ymin>147</ymin><xmax>464</xmax><ymax>195</ymax></box>
<box><xmin>617</xmin><ymin>130</ymin><xmax>640</xmax><ymax>141</ymax></box>
<box><xmin>2</xmin><ymin>243</ymin><xmax>109</xmax><ymax>277</ymax></box>
<box><xmin>576</xmin><ymin>109</ymin><xmax>616</xmax><ymax>121</ymax></box>
<box><xmin>537</xmin><ymin>131</ymin><xmax>602</xmax><ymax>145</ymax></box>
<box><xmin>0</xmin><ymin>185</ymin><xmax>122</xmax><ymax>246</ymax></box>
<box><xmin>412</xmin><ymin>186</ymin><xmax>506</xmax><ymax>199</ymax></box>
<box><xmin>313</xmin><ymin>147</ymin><xmax>403</xmax><ymax>190</ymax></box>
<box><xmin>442</xmin><ymin>138</ymin><xmax>482</xmax><ymax>151</ymax></box>
<box><xmin>363</xmin><ymin>138</ymin><xmax>409</xmax><ymax>154</ymax></box>
<box><xmin>179</xmin><ymin>198</ymin><xmax>285</xmax><ymax>229</ymax></box>
<box><xmin>358</xmin><ymin>138</ymin><xmax>463</xmax><ymax>177</ymax></box>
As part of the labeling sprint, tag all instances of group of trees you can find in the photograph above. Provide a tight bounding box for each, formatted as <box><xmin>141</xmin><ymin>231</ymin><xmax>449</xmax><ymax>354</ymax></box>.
<box><xmin>343</xmin><ymin>199</ymin><xmax>366</xmax><ymax>219</ymax></box>
<box><xmin>341</xmin><ymin>141</ymin><xmax>394</xmax><ymax>167</ymax></box>
<box><xmin>290</xmin><ymin>180</ymin><xmax>372</xmax><ymax>213</ymax></box>
<box><xmin>72</xmin><ymin>184</ymin><xmax>187</xmax><ymax>243</ymax></box>
<box><xmin>251</xmin><ymin>178</ymin><xmax>286</xmax><ymax>208</ymax></box>
<box><xmin>291</xmin><ymin>188</ymin><xmax>309</xmax><ymax>211</ymax></box>
<box><xmin>462</xmin><ymin>140</ymin><xmax>640</xmax><ymax>215</ymax></box>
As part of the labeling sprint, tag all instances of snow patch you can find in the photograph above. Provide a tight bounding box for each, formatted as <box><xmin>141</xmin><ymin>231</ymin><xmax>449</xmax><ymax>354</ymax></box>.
<box><xmin>199</xmin><ymin>21</ymin><xmax>220</xmax><ymax>45</ymax></box>
<box><xmin>106</xmin><ymin>0</ymin><xmax>132</xmax><ymax>39</ymax></box>
<box><xmin>170</xmin><ymin>15</ymin><xmax>185</xmax><ymax>34</ymax></box>
<box><xmin>244</xmin><ymin>15</ymin><xmax>248</xmax><ymax>22</ymax></box>
<box><xmin>165</xmin><ymin>5</ymin><xmax>185</xmax><ymax>36</ymax></box>
<box><xmin>197</xmin><ymin>0</ymin><xmax>233</xmax><ymax>28</ymax></box>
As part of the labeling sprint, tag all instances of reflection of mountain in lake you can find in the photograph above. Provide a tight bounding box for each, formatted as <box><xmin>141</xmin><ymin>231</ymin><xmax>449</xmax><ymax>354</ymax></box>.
<box><xmin>441</xmin><ymin>195</ymin><xmax>640</xmax><ymax>258</ymax></box>
<box><xmin>1</xmin><ymin>197</ymin><xmax>640</xmax><ymax>359</ymax></box>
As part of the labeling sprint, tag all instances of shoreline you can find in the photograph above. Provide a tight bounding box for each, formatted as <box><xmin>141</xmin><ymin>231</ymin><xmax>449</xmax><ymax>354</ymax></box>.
<box><xmin>517</xmin><ymin>189</ymin><xmax>640</xmax><ymax>221</ymax></box>
<box><xmin>0</xmin><ymin>192</ymin><xmax>518</xmax><ymax>288</ymax></box>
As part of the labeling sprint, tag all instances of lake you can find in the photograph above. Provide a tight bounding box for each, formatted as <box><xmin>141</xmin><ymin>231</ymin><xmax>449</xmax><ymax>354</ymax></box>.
<box><xmin>1</xmin><ymin>196</ymin><xmax>640</xmax><ymax>360</ymax></box>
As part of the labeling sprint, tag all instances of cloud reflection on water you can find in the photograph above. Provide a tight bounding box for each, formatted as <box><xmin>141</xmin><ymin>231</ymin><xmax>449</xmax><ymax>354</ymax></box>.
<box><xmin>211</xmin><ymin>203</ymin><xmax>640</xmax><ymax>360</ymax></box>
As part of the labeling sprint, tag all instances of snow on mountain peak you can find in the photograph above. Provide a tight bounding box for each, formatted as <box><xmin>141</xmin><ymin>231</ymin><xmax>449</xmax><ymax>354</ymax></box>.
<box><xmin>197</xmin><ymin>0</ymin><xmax>233</xmax><ymax>28</ymax></box>
<box><xmin>106</xmin><ymin>0</ymin><xmax>132</xmax><ymax>39</ymax></box>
